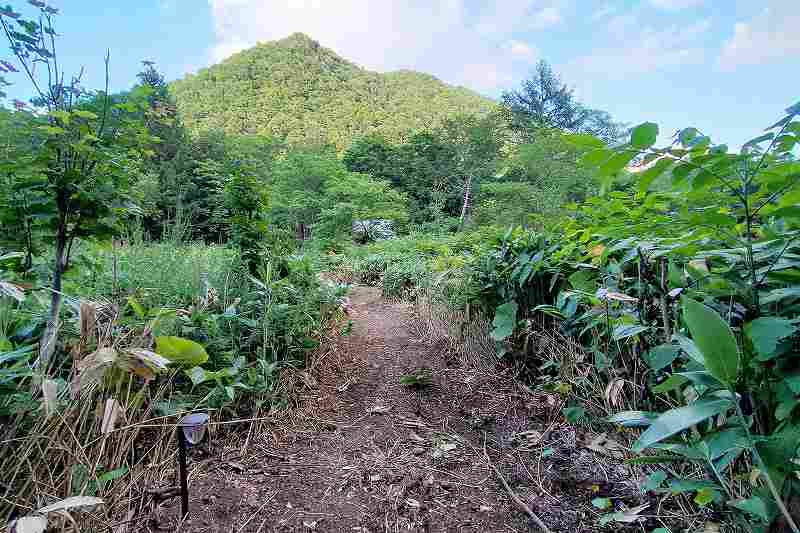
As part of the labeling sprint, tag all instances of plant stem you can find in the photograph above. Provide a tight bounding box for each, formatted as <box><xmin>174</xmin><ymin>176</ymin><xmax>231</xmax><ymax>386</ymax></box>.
<box><xmin>734</xmin><ymin>399</ymin><xmax>800</xmax><ymax>533</ymax></box>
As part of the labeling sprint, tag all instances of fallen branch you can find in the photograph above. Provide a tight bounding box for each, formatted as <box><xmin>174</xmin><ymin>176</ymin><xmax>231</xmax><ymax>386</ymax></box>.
<box><xmin>483</xmin><ymin>434</ymin><xmax>552</xmax><ymax>533</ymax></box>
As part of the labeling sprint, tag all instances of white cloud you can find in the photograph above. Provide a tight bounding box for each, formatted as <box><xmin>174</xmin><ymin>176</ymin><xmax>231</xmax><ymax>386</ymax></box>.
<box><xmin>649</xmin><ymin>0</ymin><xmax>703</xmax><ymax>10</ymax></box>
<box><xmin>567</xmin><ymin>18</ymin><xmax>710</xmax><ymax>78</ymax></box>
<box><xmin>507</xmin><ymin>40</ymin><xmax>538</xmax><ymax>60</ymax></box>
<box><xmin>719</xmin><ymin>0</ymin><xmax>800</xmax><ymax>70</ymax></box>
<box><xmin>205</xmin><ymin>0</ymin><xmax>555</xmax><ymax>94</ymax></box>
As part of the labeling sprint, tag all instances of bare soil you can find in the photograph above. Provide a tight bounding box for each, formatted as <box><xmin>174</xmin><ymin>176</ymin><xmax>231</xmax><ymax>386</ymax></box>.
<box><xmin>148</xmin><ymin>286</ymin><xmax>655</xmax><ymax>533</ymax></box>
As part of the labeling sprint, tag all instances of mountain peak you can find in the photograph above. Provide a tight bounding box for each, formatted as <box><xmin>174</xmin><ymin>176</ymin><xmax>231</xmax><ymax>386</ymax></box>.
<box><xmin>276</xmin><ymin>32</ymin><xmax>320</xmax><ymax>49</ymax></box>
<box><xmin>171</xmin><ymin>34</ymin><xmax>495</xmax><ymax>150</ymax></box>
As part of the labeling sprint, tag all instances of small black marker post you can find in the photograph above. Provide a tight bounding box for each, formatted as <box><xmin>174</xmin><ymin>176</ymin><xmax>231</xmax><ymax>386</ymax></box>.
<box><xmin>176</xmin><ymin>413</ymin><xmax>209</xmax><ymax>519</ymax></box>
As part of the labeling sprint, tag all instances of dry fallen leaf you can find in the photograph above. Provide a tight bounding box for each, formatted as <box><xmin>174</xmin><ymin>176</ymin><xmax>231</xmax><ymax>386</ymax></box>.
<box><xmin>405</xmin><ymin>498</ymin><xmax>420</xmax><ymax>508</ymax></box>
<box><xmin>368</xmin><ymin>404</ymin><xmax>391</xmax><ymax>414</ymax></box>
<box><xmin>585</xmin><ymin>433</ymin><xmax>625</xmax><ymax>459</ymax></box>
<box><xmin>614</xmin><ymin>503</ymin><xmax>649</xmax><ymax>523</ymax></box>
<box><xmin>101</xmin><ymin>398</ymin><xmax>124</xmax><ymax>435</ymax></box>
<box><xmin>604</xmin><ymin>379</ymin><xmax>625</xmax><ymax>408</ymax></box>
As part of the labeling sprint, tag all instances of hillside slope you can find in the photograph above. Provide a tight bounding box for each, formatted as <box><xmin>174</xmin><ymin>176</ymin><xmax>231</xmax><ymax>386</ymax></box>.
<box><xmin>170</xmin><ymin>33</ymin><xmax>496</xmax><ymax>150</ymax></box>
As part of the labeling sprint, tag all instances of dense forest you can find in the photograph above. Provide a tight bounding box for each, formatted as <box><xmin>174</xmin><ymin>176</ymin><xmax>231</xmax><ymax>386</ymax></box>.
<box><xmin>1</xmin><ymin>2</ymin><xmax>799</xmax><ymax>533</ymax></box>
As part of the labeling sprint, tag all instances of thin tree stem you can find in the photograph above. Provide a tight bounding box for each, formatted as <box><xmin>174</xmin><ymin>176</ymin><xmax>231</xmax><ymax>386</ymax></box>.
<box><xmin>734</xmin><ymin>399</ymin><xmax>800</xmax><ymax>533</ymax></box>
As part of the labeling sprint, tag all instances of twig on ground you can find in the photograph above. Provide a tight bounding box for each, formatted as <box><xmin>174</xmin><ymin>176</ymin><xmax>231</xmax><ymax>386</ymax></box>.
<box><xmin>483</xmin><ymin>433</ymin><xmax>552</xmax><ymax>533</ymax></box>
<box><xmin>235</xmin><ymin>491</ymin><xmax>277</xmax><ymax>533</ymax></box>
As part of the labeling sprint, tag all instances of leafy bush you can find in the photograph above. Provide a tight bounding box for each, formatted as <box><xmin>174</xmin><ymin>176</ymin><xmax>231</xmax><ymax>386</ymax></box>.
<box><xmin>469</xmin><ymin>101</ymin><xmax>800</xmax><ymax>531</ymax></box>
<box><xmin>382</xmin><ymin>259</ymin><xmax>430</xmax><ymax>300</ymax></box>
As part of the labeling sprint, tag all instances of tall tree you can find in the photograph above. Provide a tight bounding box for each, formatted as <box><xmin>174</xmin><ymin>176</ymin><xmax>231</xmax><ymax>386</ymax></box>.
<box><xmin>502</xmin><ymin>60</ymin><xmax>625</xmax><ymax>143</ymax></box>
<box><xmin>436</xmin><ymin>113</ymin><xmax>504</xmax><ymax>227</ymax></box>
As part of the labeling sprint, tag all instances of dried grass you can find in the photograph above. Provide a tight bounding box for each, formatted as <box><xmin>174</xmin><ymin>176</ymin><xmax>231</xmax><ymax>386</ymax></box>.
<box><xmin>411</xmin><ymin>287</ymin><xmax>496</xmax><ymax>371</ymax></box>
<box><xmin>0</xmin><ymin>378</ymin><xmax>180</xmax><ymax>530</ymax></box>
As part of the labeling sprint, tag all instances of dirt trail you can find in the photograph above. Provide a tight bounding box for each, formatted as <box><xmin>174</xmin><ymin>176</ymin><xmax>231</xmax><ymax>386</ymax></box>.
<box><xmin>156</xmin><ymin>286</ymin><xmax>642</xmax><ymax>533</ymax></box>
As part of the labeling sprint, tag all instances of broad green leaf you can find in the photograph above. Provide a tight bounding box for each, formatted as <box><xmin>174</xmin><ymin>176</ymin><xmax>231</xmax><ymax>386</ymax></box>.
<box><xmin>632</xmin><ymin>399</ymin><xmax>733</xmax><ymax>452</ymax></box>
<box><xmin>599</xmin><ymin>504</ymin><xmax>649</xmax><ymax>525</ymax></box>
<box><xmin>568</xmin><ymin>270</ymin><xmax>596</xmax><ymax>292</ymax></box>
<box><xmin>678</xmin><ymin>127</ymin><xmax>699</xmax><ymax>147</ymax></box>
<box><xmin>612</xmin><ymin>324</ymin><xmax>649</xmax><ymax>341</ymax></box>
<box><xmin>599</xmin><ymin>150</ymin><xmax>637</xmax><ymax>177</ymax></box>
<box><xmin>787</xmin><ymin>375</ymin><xmax>800</xmax><ymax>395</ymax></box>
<box><xmin>491</xmin><ymin>301</ymin><xmax>518</xmax><ymax>341</ymax></box>
<box><xmin>644</xmin><ymin>471</ymin><xmax>668</xmax><ymax>491</ymax></box>
<box><xmin>671</xmin><ymin>163</ymin><xmax>693</xmax><ymax>186</ymax></box>
<box><xmin>775</xmin><ymin>399</ymin><xmax>799</xmax><ymax>421</ymax></box>
<box><xmin>705</xmin><ymin>428</ymin><xmax>747</xmax><ymax>460</ymax></box>
<box><xmin>127</xmin><ymin>297</ymin><xmax>146</xmax><ymax>320</ymax></box>
<box><xmin>652</xmin><ymin>374</ymin><xmax>688</xmax><ymax>394</ymax></box>
<box><xmin>592</xmin><ymin>497</ymin><xmax>612</xmax><ymax>510</ymax></box>
<box><xmin>675</xmin><ymin>334</ymin><xmax>704</xmax><ymax>365</ymax></box>
<box><xmin>694</xmin><ymin>488</ymin><xmax>717</xmax><ymax>506</ymax></box>
<box><xmin>626</xmin><ymin>455</ymin><xmax>685</xmax><ymax>464</ymax></box>
<box><xmin>675</xmin><ymin>371</ymin><xmax>724</xmax><ymax>389</ymax></box>
<box><xmin>565</xmin><ymin>133</ymin><xmax>605</xmax><ymax>149</ymax></box>
<box><xmin>49</xmin><ymin>109</ymin><xmax>70</xmax><ymax>124</ymax></box>
<box><xmin>761</xmin><ymin>287</ymin><xmax>800</xmax><ymax>305</ymax></box>
<box><xmin>631</xmin><ymin>122</ymin><xmax>659</xmax><ymax>149</ymax></box>
<box><xmin>744</xmin><ymin>317</ymin><xmax>796</xmax><ymax>361</ymax></box>
<box><xmin>682</xmin><ymin>298</ymin><xmax>739</xmax><ymax>385</ymax></box>
<box><xmin>579</xmin><ymin>148</ymin><xmax>611</xmax><ymax>168</ymax></box>
<box><xmin>645</xmin><ymin>344</ymin><xmax>680</xmax><ymax>370</ymax></box>
<box><xmin>729</xmin><ymin>496</ymin><xmax>770</xmax><ymax>523</ymax></box>
<box><xmin>187</xmin><ymin>366</ymin><xmax>211</xmax><ymax>386</ymax></box>
<box><xmin>637</xmin><ymin>157</ymin><xmax>674</xmax><ymax>195</ymax></box>
<box><xmin>563</xmin><ymin>406</ymin><xmax>585</xmax><ymax>423</ymax></box>
<box><xmin>666</xmin><ymin>478</ymin><xmax>722</xmax><ymax>495</ymax></box>
<box><xmin>154</xmin><ymin>336</ymin><xmax>208</xmax><ymax>366</ymax></box>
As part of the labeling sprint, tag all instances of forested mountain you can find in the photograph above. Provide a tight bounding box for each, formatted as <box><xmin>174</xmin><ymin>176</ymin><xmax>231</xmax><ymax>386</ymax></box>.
<box><xmin>170</xmin><ymin>33</ymin><xmax>496</xmax><ymax>150</ymax></box>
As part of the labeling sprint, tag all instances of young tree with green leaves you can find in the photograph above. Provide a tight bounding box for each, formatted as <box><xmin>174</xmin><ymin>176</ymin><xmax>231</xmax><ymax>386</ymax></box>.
<box><xmin>1</xmin><ymin>2</ymin><xmax>154</xmax><ymax>370</ymax></box>
<box><xmin>267</xmin><ymin>147</ymin><xmax>346</xmax><ymax>240</ymax></box>
<box><xmin>436</xmin><ymin>113</ymin><xmax>504</xmax><ymax>227</ymax></box>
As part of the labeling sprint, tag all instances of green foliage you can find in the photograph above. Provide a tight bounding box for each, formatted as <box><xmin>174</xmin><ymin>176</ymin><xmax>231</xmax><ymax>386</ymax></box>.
<box><xmin>682</xmin><ymin>298</ymin><xmax>739</xmax><ymax>386</ymax></box>
<box><xmin>171</xmin><ymin>33</ymin><xmax>495</xmax><ymax>152</ymax></box>
<box><xmin>319</xmin><ymin>172</ymin><xmax>408</xmax><ymax>241</ymax></box>
<box><xmin>154</xmin><ymin>336</ymin><xmax>209</xmax><ymax>366</ymax></box>
<box><xmin>468</xmin><ymin>100</ymin><xmax>800</xmax><ymax>531</ymax></box>
<box><xmin>502</xmin><ymin>60</ymin><xmax>626</xmax><ymax>143</ymax></box>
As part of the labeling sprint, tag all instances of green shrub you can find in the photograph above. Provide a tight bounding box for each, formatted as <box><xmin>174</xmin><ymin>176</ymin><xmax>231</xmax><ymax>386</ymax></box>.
<box><xmin>382</xmin><ymin>259</ymin><xmax>430</xmax><ymax>300</ymax></box>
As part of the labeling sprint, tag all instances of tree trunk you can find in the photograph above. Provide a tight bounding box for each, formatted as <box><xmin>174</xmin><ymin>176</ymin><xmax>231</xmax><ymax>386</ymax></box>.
<box><xmin>64</xmin><ymin>235</ymin><xmax>75</xmax><ymax>271</ymax></box>
<box><xmin>459</xmin><ymin>176</ymin><xmax>472</xmax><ymax>228</ymax></box>
<box><xmin>38</xmin><ymin>220</ymin><xmax>67</xmax><ymax>375</ymax></box>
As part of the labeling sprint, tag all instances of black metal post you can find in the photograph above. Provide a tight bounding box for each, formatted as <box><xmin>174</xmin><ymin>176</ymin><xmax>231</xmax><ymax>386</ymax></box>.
<box><xmin>177</xmin><ymin>427</ymin><xmax>189</xmax><ymax>518</ymax></box>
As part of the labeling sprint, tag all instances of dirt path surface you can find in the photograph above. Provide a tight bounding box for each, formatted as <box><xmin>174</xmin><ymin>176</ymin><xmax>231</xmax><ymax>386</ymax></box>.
<box><xmin>155</xmin><ymin>286</ymin><xmax>643</xmax><ymax>533</ymax></box>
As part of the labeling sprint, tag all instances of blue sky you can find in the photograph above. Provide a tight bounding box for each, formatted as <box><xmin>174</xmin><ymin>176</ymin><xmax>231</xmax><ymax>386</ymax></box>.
<box><xmin>3</xmin><ymin>0</ymin><xmax>799</xmax><ymax>148</ymax></box>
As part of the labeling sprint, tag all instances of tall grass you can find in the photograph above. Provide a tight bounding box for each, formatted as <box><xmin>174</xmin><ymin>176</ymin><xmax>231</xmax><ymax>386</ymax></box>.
<box><xmin>74</xmin><ymin>242</ymin><xmax>243</xmax><ymax>308</ymax></box>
